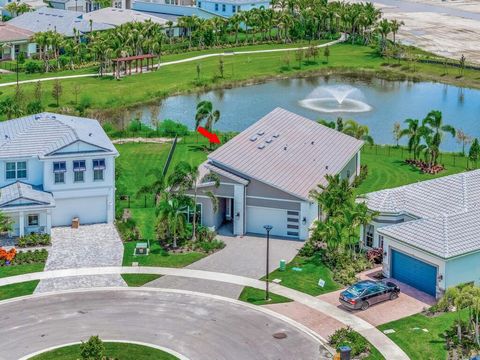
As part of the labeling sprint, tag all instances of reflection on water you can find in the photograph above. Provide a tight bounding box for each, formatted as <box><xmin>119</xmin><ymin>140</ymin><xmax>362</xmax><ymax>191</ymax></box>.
<box><xmin>118</xmin><ymin>75</ymin><xmax>479</xmax><ymax>151</ymax></box>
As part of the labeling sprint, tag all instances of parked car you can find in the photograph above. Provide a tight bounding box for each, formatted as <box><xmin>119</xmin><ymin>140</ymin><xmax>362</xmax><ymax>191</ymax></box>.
<box><xmin>339</xmin><ymin>280</ymin><xmax>400</xmax><ymax>310</ymax></box>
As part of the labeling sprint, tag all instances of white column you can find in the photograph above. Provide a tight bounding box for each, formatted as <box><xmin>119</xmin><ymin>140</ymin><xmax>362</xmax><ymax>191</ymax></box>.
<box><xmin>10</xmin><ymin>46</ymin><xmax>15</xmax><ymax>61</ymax></box>
<box><xmin>19</xmin><ymin>211</ymin><xmax>25</xmax><ymax>237</ymax></box>
<box><xmin>46</xmin><ymin>209</ymin><xmax>52</xmax><ymax>234</ymax></box>
<box><xmin>107</xmin><ymin>190</ymin><xmax>114</xmax><ymax>223</ymax></box>
<box><xmin>356</xmin><ymin>151</ymin><xmax>361</xmax><ymax>176</ymax></box>
<box><xmin>233</xmin><ymin>184</ymin><xmax>245</xmax><ymax>236</ymax></box>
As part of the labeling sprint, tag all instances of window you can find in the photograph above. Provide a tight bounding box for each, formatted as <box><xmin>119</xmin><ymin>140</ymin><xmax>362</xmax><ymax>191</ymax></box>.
<box><xmin>378</xmin><ymin>235</ymin><xmax>384</xmax><ymax>249</ymax></box>
<box><xmin>365</xmin><ymin>224</ymin><xmax>374</xmax><ymax>247</ymax></box>
<box><xmin>73</xmin><ymin>160</ymin><xmax>86</xmax><ymax>182</ymax></box>
<box><xmin>53</xmin><ymin>161</ymin><xmax>66</xmax><ymax>184</ymax></box>
<box><xmin>6</xmin><ymin>161</ymin><xmax>27</xmax><ymax>180</ymax></box>
<box><xmin>214</xmin><ymin>3</ymin><xmax>218</xmax><ymax>10</ymax></box>
<box><xmin>181</xmin><ymin>204</ymin><xmax>202</xmax><ymax>225</ymax></box>
<box><xmin>28</xmin><ymin>215</ymin><xmax>39</xmax><ymax>226</ymax></box>
<box><xmin>222</xmin><ymin>4</ymin><xmax>226</xmax><ymax>11</ymax></box>
<box><xmin>93</xmin><ymin>159</ymin><xmax>105</xmax><ymax>181</ymax></box>
<box><xmin>232</xmin><ymin>5</ymin><xmax>236</xmax><ymax>12</ymax></box>
<box><xmin>198</xmin><ymin>1</ymin><xmax>201</xmax><ymax>7</ymax></box>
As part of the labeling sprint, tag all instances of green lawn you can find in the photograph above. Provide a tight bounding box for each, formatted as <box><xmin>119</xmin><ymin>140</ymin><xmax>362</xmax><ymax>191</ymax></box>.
<box><xmin>357</xmin><ymin>145</ymin><xmax>473</xmax><ymax>194</ymax></box>
<box><xmin>121</xmin><ymin>273</ymin><xmax>162</xmax><ymax>287</ymax></box>
<box><xmin>30</xmin><ymin>342</ymin><xmax>178</xmax><ymax>360</ymax></box>
<box><xmin>3</xmin><ymin>43</ymin><xmax>479</xmax><ymax>116</ymax></box>
<box><xmin>377</xmin><ymin>311</ymin><xmax>466</xmax><ymax>360</ymax></box>
<box><xmin>0</xmin><ymin>280</ymin><xmax>40</xmax><ymax>301</ymax></box>
<box><xmin>0</xmin><ymin>263</ymin><xmax>45</xmax><ymax>278</ymax></box>
<box><xmin>263</xmin><ymin>256</ymin><xmax>340</xmax><ymax>296</ymax></box>
<box><xmin>123</xmin><ymin>241</ymin><xmax>205</xmax><ymax>268</ymax></box>
<box><xmin>238</xmin><ymin>286</ymin><xmax>292</xmax><ymax>306</ymax></box>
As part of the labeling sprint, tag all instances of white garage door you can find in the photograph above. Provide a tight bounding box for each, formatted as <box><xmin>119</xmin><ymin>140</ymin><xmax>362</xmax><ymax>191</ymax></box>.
<box><xmin>52</xmin><ymin>196</ymin><xmax>108</xmax><ymax>226</ymax></box>
<box><xmin>246</xmin><ymin>206</ymin><xmax>298</xmax><ymax>238</ymax></box>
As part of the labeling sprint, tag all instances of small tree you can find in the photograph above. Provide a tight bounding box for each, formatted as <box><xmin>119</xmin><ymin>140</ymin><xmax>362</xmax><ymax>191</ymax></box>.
<box><xmin>469</xmin><ymin>138</ymin><xmax>480</xmax><ymax>163</ymax></box>
<box><xmin>456</xmin><ymin>129</ymin><xmax>471</xmax><ymax>155</ymax></box>
<box><xmin>52</xmin><ymin>79</ymin><xmax>62</xmax><ymax>107</ymax></box>
<box><xmin>80</xmin><ymin>336</ymin><xmax>104</xmax><ymax>360</ymax></box>
<box><xmin>393</xmin><ymin>122</ymin><xmax>402</xmax><ymax>147</ymax></box>
<box><xmin>218</xmin><ymin>57</ymin><xmax>224</xmax><ymax>78</ymax></box>
<box><xmin>34</xmin><ymin>81</ymin><xmax>42</xmax><ymax>102</ymax></box>
<box><xmin>324</xmin><ymin>45</ymin><xmax>330</xmax><ymax>63</ymax></box>
<box><xmin>73</xmin><ymin>83</ymin><xmax>81</xmax><ymax>105</ymax></box>
<box><xmin>459</xmin><ymin>54</ymin><xmax>466</xmax><ymax>76</ymax></box>
<box><xmin>309</xmin><ymin>45</ymin><xmax>319</xmax><ymax>63</ymax></box>
<box><xmin>196</xmin><ymin>63</ymin><xmax>201</xmax><ymax>81</ymax></box>
<box><xmin>295</xmin><ymin>49</ymin><xmax>304</xmax><ymax>69</ymax></box>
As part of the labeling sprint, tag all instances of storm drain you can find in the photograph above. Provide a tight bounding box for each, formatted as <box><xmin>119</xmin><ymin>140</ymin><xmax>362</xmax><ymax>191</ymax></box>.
<box><xmin>273</xmin><ymin>332</ymin><xmax>287</xmax><ymax>339</ymax></box>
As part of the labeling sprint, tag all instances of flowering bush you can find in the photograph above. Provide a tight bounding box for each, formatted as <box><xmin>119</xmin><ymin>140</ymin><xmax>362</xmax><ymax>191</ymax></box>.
<box><xmin>366</xmin><ymin>248</ymin><xmax>383</xmax><ymax>264</ymax></box>
<box><xmin>0</xmin><ymin>247</ymin><xmax>17</xmax><ymax>264</ymax></box>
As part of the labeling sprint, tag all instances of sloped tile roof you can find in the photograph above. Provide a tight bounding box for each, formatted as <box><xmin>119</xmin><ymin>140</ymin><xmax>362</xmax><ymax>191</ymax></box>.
<box><xmin>0</xmin><ymin>112</ymin><xmax>117</xmax><ymax>159</ymax></box>
<box><xmin>0</xmin><ymin>182</ymin><xmax>54</xmax><ymax>208</ymax></box>
<box><xmin>208</xmin><ymin>108</ymin><xmax>363</xmax><ymax>200</ymax></box>
<box><xmin>0</xmin><ymin>23</ymin><xmax>34</xmax><ymax>42</ymax></box>
<box><xmin>365</xmin><ymin>170</ymin><xmax>480</xmax><ymax>258</ymax></box>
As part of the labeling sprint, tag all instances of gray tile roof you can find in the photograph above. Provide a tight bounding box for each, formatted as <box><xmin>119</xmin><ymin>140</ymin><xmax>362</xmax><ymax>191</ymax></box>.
<box><xmin>208</xmin><ymin>108</ymin><xmax>363</xmax><ymax>200</ymax></box>
<box><xmin>0</xmin><ymin>112</ymin><xmax>117</xmax><ymax>159</ymax></box>
<box><xmin>8</xmin><ymin>7</ymin><xmax>113</xmax><ymax>37</ymax></box>
<box><xmin>0</xmin><ymin>182</ymin><xmax>54</xmax><ymax>208</ymax></box>
<box><xmin>365</xmin><ymin>170</ymin><xmax>480</xmax><ymax>258</ymax></box>
<box><xmin>364</xmin><ymin>170</ymin><xmax>480</xmax><ymax>218</ymax></box>
<box><xmin>0</xmin><ymin>23</ymin><xmax>34</xmax><ymax>42</ymax></box>
<box><xmin>378</xmin><ymin>208</ymin><xmax>480</xmax><ymax>259</ymax></box>
<box><xmin>82</xmin><ymin>7</ymin><xmax>172</xmax><ymax>26</ymax></box>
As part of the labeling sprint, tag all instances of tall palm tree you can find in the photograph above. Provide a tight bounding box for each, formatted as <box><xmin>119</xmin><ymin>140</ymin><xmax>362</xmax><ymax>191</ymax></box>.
<box><xmin>422</xmin><ymin>110</ymin><xmax>456</xmax><ymax>165</ymax></box>
<box><xmin>376</xmin><ymin>19</ymin><xmax>391</xmax><ymax>54</ymax></box>
<box><xmin>399</xmin><ymin>118</ymin><xmax>422</xmax><ymax>160</ymax></box>
<box><xmin>156</xmin><ymin>192</ymin><xmax>187</xmax><ymax>248</ymax></box>
<box><xmin>168</xmin><ymin>161</ymin><xmax>219</xmax><ymax>241</ymax></box>
<box><xmin>195</xmin><ymin>100</ymin><xmax>220</xmax><ymax>147</ymax></box>
<box><xmin>309</xmin><ymin>174</ymin><xmax>353</xmax><ymax>220</ymax></box>
<box><xmin>389</xmin><ymin>19</ymin><xmax>404</xmax><ymax>45</ymax></box>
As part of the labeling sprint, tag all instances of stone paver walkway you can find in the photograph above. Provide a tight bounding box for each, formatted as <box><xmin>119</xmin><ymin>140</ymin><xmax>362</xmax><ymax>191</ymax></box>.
<box><xmin>147</xmin><ymin>232</ymin><xmax>301</xmax><ymax>298</ymax></box>
<box><xmin>35</xmin><ymin>224</ymin><xmax>126</xmax><ymax>293</ymax></box>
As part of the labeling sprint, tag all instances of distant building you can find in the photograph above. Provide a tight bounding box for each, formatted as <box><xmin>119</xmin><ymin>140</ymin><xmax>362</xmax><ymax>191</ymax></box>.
<box><xmin>132</xmin><ymin>1</ymin><xmax>219</xmax><ymax>20</ymax></box>
<box><xmin>0</xmin><ymin>22</ymin><xmax>35</xmax><ymax>60</ymax></box>
<box><xmin>49</xmin><ymin>0</ymin><xmax>87</xmax><ymax>13</ymax></box>
<box><xmin>82</xmin><ymin>7</ymin><xmax>172</xmax><ymax>26</ymax></box>
<box><xmin>197</xmin><ymin>0</ymin><xmax>269</xmax><ymax>17</ymax></box>
<box><xmin>7</xmin><ymin>7</ymin><xmax>113</xmax><ymax>37</ymax></box>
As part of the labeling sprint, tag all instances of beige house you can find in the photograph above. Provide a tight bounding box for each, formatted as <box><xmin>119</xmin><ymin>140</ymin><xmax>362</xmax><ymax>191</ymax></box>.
<box><xmin>0</xmin><ymin>22</ymin><xmax>35</xmax><ymax>60</ymax></box>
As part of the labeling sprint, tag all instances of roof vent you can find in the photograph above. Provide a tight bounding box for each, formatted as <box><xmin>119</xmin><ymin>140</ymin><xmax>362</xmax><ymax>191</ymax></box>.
<box><xmin>34</xmin><ymin>115</ymin><xmax>41</xmax><ymax>120</ymax></box>
<box><xmin>249</xmin><ymin>136</ymin><xmax>258</xmax><ymax>142</ymax></box>
<box><xmin>325</xmin><ymin>165</ymin><xmax>329</xmax><ymax>170</ymax></box>
<box><xmin>257</xmin><ymin>130</ymin><xmax>265</xmax><ymax>136</ymax></box>
<box><xmin>273</xmin><ymin>133</ymin><xmax>280</xmax><ymax>138</ymax></box>
<box><xmin>283</xmin><ymin>145</ymin><xmax>288</xmax><ymax>151</ymax></box>
<box><xmin>265</xmin><ymin>138</ymin><xmax>272</xmax><ymax>144</ymax></box>
<box><xmin>311</xmin><ymin>141</ymin><xmax>314</xmax><ymax>145</ymax></box>
<box><xmin>257</xmin><ymin>143</ymin><xmax>265</xmax><ymax>150</ymax></box>
<box><xmin>89</xmin><ymin>133</ymin><xmax>92</xmax><ymax>137</ymax></box>
<box><xmin>51</xmin><ymin>115</ymin><xmax>56</xmax><ymax>120</ymax></box>
<box><xmin>4</xmin><ymin>135</ymin><xmax>9</xmax><ymax>140</ymax></box>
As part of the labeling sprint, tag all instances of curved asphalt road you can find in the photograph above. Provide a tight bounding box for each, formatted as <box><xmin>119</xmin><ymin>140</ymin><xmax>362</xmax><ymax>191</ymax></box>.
<box><xmin>0</xmin><ymin>288</ymin><xmax>327</xmax><ymax>360</ymax></box>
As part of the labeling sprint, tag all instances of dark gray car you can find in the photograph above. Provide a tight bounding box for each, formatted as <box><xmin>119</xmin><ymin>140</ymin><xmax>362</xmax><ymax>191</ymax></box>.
<box><xmin>339</xmin><ymin>280</ymin><xmax>400</xmax><ymax>310</ymax></box>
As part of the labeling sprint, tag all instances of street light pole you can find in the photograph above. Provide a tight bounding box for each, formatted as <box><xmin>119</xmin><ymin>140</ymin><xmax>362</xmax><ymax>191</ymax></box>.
<box><xmin>263</xmin><ymin>224</ymin><xmax>272</xmax><ymax>301</ymax></box>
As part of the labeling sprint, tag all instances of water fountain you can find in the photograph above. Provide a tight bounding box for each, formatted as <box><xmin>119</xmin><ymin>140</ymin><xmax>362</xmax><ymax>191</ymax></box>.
<box><xmin>298</xmin><ymin>85</ymin><xmax>372</xmax><ymax>113</ymax></box>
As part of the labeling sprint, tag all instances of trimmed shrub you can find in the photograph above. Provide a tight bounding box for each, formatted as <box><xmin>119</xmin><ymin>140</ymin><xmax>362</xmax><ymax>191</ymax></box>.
<box><xmin>16</xmin><ymin>233</ymin><xmax>51</xmax><ymax>248</ymax></box>
<box><xmin>329</xmin><ymin>326</ymin><xmax>372</xmax><ymax>357</ymax></box>
<box><xmin>10</xmin><ymin>249</ymin><xmax>48</xmax><ymax>265</ymax></box>
<box><xmin>157</xmin><ymin>119</ymin><xmax>189</xmax><ymax>137</ymax></box>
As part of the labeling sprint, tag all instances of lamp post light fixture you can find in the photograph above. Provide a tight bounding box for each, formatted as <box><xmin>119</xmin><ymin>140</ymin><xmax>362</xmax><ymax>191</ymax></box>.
<box><xmin>263</xmin><ymin>224</ymin><xmax>273</xmax><ymax>301</ymax></box>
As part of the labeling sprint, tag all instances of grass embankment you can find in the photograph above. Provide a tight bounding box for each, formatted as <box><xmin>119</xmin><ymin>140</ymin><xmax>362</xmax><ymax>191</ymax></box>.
<box><xmin>238</xmin><ymin>287</ymin><xmax>292</xmax><ymax>306</ymax></box>
<box><xmin>378</xmin><ymin>311</ymin><xmax>467</xmax><ymax>360</ymax></box>
<box><xmin>0</xmin><ymin>263</ymin><xmax>45</xmax><ymax>301</ymax></box>
<box><xmin>121</xmin><ymin>274</ymin><xmax>162</xmax><ymax>287</ymax></box>
<box><xmin>30</xmin><ymin>342</ymin><xmax>179</xmax><ymax>360</ymax></box>
<box><xmin>2</xmin><ymin>43</ymin><xmax>479</xmax><ymax>116</ymax></box>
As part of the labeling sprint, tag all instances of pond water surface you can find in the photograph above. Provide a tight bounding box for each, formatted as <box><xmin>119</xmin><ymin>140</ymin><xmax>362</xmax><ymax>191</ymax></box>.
<box><xmin>129</xmin><ymin>76</ymin><xmax>480</xmax><ymax>152</ymax></box>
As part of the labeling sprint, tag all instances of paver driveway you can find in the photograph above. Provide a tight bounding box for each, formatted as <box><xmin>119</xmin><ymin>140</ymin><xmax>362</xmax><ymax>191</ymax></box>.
<box><xmin>148</xmin><ymin>232</ymin><xmax>302</xmax><ymax>298</ymax></box>
<box><xmin>35</xmin><ymin>224</ymin><xmax>126</xmax><ymax>293</ymax></box>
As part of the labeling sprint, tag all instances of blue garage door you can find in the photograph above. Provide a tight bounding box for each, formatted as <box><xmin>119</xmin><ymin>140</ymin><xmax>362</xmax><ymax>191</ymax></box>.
<box><xmin>391</xmin><ymin>250</ymin><xmax>437</xmax><ymax>297</ymax></box>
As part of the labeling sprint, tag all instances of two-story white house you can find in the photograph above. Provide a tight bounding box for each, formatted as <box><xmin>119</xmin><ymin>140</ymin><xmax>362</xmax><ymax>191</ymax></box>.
<box><xmin>0</xmin><ymin>113</ymin><xmax>118</xmax><ymax>237</ymax></box>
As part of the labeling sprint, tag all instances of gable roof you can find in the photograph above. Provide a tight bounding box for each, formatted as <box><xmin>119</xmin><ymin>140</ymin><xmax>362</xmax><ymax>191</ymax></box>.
<box><xmin>8</xmin><ymin>8</ymin><xmax>113</xmax><ymax>37</ymax></box>
<box><xmin>364</xmin><ymin>170</ymin><xmax>480</xmax><ymax>259</ymax></box>
<box><xmin>0</xmin><ymin>112</ymin><xmax>117</xmax><ymax>159</ymax></box>
<box><xmin>0</xmin><ymin>182</ymin><xmax>54</xmax><ymax>208</ymax></box>
<box><xmin>208</xmin><ymin>108</ymin><xmax>363</xmax><ymax>200</ymax></box>
<box><xmin>0</xmin><ymin>23</ymin><xmax>34</xmax><ymax>43</ymax></box>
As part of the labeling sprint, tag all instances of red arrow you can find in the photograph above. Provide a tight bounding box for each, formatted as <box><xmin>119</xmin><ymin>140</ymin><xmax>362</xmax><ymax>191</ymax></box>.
<box><xmin>197</xmin><ymin>126</ymin><xmax>221</xmax><ymax>144</ymax></box>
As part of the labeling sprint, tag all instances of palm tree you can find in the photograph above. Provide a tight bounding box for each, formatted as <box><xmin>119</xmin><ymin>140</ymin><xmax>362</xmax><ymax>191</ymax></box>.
<box><xmin>376</xmin><ymin>19</ymin><xmax>391</xmax><ymax>54</ymax></box>
<box><xmin>168</xmin><ymin>161</ymin><xmax>219</xmax><ymax>241</ymax></box>
<box><xmin>156</xmin><ymin>192</ymin><xmax>187</xmax><ymax>248</ymax></box>
<box><xmin>422</xmin><ymin>110</ymin><xmax>456</xmax><ymax>165</ymax></box>
<box><xmin>342</xmin><ymin>119</ymin><xmax>374</xmax><ymax>144</ymax></box>
<box><xmin>309</xmin><ymin>174</ymin><xmax>353</xmax><ymax>220</ymax></box>
<box><xmin>195</xmin><ymin>100</ymin><xmax>220</xmax><ymax>147</ymax></box>
<box><xmin>399</xmin><ymin>118</ymin><xmax>422</xmax><ymax>160</ymax></box>
<box><xmin>389</xmin><ymin>19</ymin><xmax>404</xmax><ymax>45</ymax></box>
<box><xmin>0</xmin><ymin>211</ymin><xmax>12</xmax><ymax>235</ymax></box>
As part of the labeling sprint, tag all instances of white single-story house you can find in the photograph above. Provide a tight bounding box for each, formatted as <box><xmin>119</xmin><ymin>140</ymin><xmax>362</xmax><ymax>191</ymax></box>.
<box><xmin>0</xmin><ymin>113</ymin><xmax>118</xmax><ymax>237</ymax></box>
<box><xmin>82</xmin><ymin>7</ymin><xmax>172</xmax><ymax>27</ymax></box>
<box><xmin>0</xmin><ymin>22</ymin><xmax>35</xmax><ymax>61</ymax></box>
<box><xmin>362</xmin><ymin>170</ymin><xmax>480</xmax><ymax>298</ymax></box>
<box><xmin>190</xmin><ymin>108</ymin><xmax>363</xmax><ymax>240</ymax></box>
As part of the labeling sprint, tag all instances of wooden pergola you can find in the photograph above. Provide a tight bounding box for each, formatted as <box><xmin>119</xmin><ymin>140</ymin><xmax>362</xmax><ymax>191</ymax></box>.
<box><xmin>112</xmin><ymin>54</ymin><xmax>156</xmax><ymax>78</ymax></box>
